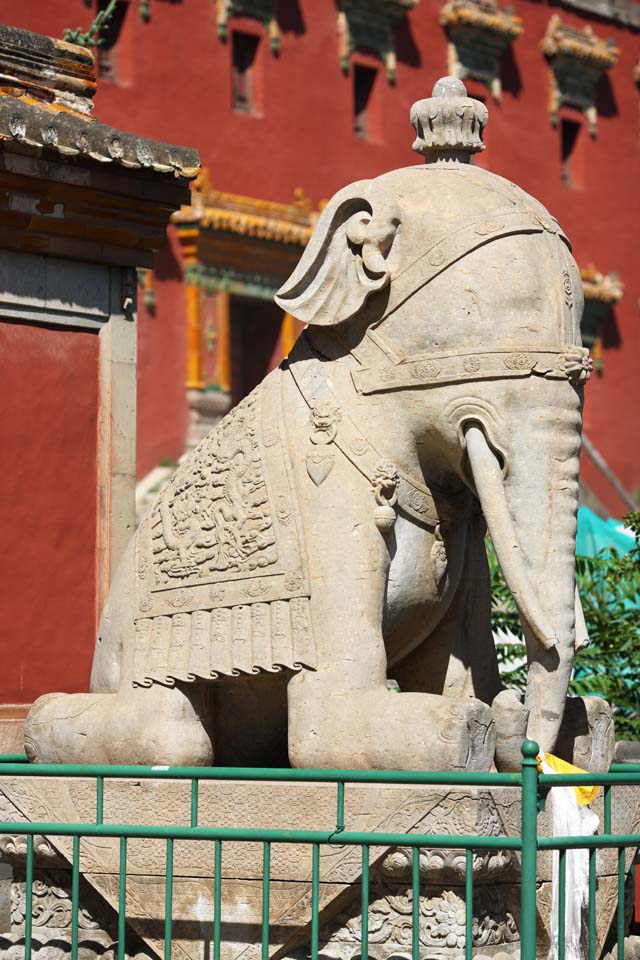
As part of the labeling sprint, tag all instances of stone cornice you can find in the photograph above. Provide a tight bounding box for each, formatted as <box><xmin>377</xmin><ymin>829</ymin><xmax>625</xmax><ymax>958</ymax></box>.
<box><xmin>0</xmin><ymin>25</ymin><xmax>199</xmax><ymax>268</ymax></box>
<box><xmin>558</xmin><ymin>0</ymin><xmax>640</xmax><ymax>29</ymax></box>
<box><xmin>0</xmin><ymin>142</ymin><xmax>192</xmax><ymax>267</ymax></box>
<box><xmin>0</xmin><ymin>26</ymin><xmax>198</xmax><ymax>178</ymax></box>
<box><xmin>0</xmin><ymin>94</ymin><xmax>199</xmax><ymax>178</ymax></box>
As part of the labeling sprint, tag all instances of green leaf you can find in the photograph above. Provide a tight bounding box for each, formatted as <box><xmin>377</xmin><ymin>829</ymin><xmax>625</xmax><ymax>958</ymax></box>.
<box><xmin>489</xmin><ymin>512</ymin><xmax>640</xmax><ymax>741</ymax></box>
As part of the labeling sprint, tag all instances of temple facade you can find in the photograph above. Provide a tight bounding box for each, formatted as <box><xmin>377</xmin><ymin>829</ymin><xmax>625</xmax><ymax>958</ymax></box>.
<box><xmin>3</xmin><ymin>0</ymin><xmax>639</xmax><ymax>512</ymax></box>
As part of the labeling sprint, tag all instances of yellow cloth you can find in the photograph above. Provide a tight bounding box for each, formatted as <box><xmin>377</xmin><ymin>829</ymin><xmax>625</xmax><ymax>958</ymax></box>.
<box><xmin>542</xmin><ymin>752</ymin><xmax>601</xmax><ymax>806</ymax></box>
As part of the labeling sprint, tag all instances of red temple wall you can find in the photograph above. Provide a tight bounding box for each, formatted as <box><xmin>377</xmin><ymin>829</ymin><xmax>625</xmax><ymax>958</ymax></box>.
<box><xmin>0</xmin><ymin>323</ymin><xmax>98</xmax><ymax>702</ymax></box>
<box><xmin>4</xmin><ymin>0</ymin><xmax>639</xmax><ymax>514</ymax></box>
<box><xmin>136</xmin><ymin>231</ymin><xmax>190</xmax><ymax>479</ymax></box>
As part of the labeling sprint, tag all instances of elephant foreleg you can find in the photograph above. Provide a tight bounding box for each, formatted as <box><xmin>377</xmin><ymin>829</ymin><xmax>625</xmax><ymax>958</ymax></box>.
<box><xmin>392</xmin><ymin>519</ymin><xmax>501</xmax><ymax>706</ymax></box>
<box><xmin>441</xmin><ymin>521</ymin><xmax>501</xmax><ymax>704</ymax></box>
<box><xmin>90</xmin><ymin>536</ymin><xmax>137</xmax><ymax>694</ymax></box>
<box><xmin>287</xmin><ymin>479</ymin><xmax>495</xmax><ymax>771</ymax></box>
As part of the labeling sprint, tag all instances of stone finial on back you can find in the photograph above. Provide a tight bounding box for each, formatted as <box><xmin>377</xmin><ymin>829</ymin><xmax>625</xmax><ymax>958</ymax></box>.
<box><xmin>410</xmin><ymin>77</ymin><xmax>488</xmax><ymax>164</ymax></box>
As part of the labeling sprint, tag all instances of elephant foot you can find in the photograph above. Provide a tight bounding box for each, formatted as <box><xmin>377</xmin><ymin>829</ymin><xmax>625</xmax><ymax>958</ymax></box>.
<box><xmin>288</xmin><ymin>677</ymin><xmax>495</xmax><ymax>770</ymax></box>
<box><xmin>492</xmin><ymin>689</ymin><xmax>529</xmax><ymax>772</ymax></box>
<box><xmin>25</xmin><ymin>684</ymin><xmax>215</xmax><ymax>766</ymax></box>
<box><xmin>492</xmin><ymin>691</ymin><xmax>615</xmax><ymax>773</ymax></box>
<box><xmin>554</xmin><ymin>695</ymin><xmax>615</xmax><ymax>772</ymax></box>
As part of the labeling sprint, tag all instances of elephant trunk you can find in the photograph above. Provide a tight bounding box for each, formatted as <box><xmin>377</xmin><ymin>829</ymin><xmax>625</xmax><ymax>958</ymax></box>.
<box><xmin>465</xmin><ymin>392</ymin><xmax>582</xmax><ymax>757</ymax></box>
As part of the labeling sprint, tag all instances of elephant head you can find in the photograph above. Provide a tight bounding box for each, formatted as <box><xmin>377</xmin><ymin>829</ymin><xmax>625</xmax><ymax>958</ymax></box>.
<box><xmin>276</xmin><ymin>78</ymin><xmax>591</xmax><ymax>764</ymax></box>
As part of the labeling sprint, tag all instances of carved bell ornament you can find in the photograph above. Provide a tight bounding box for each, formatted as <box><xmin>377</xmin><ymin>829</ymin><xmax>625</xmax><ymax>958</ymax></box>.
<box><xmin>372</xmin><ymin>460</ymin><xmax>400</xmax><ymax>534</ymax></box>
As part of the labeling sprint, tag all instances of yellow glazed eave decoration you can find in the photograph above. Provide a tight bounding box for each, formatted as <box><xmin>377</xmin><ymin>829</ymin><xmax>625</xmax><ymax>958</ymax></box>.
<box><xmin>542</xmin><ymin>15</ymin><xmax>619</xmax><ymax>69</ymax></box>
<box><xmin>440</xmin><ymin>0</ymin><xmax>523</xmax><ymax>40</ymax></box>
<box><xmin>173</xmin><ymin>169</ymin><xmax>316</xmax><ymax>246</ymax></box>
<box><xmin>581</xmin><ymin>264</ymin><xmax>624</xmax><ymax>304</ymax></box>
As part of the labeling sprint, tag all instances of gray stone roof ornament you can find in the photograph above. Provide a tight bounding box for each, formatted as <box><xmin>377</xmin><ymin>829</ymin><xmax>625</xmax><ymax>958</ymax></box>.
<box><xmin>410</xmin><ymin>76</ymin><xmax>488</xmax><ymax>163</ymax></box>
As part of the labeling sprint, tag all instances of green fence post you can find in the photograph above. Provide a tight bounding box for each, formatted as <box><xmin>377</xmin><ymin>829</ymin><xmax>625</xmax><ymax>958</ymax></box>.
<box><xmin>521</xmin><ymin>739</ymin><xmax>539</xmax><ymax>960</ymax></box>
<box><xmin>71</xmin><ymin>834</ymin><xmax>80</xmax><ymax>960</ymax></box>
<box><xmin>118</xmin><ymin>836</ymin><xmax>127</xmax><ymax>960</ymax></box>
<box><xmin>361</xmin><ymin>844</ymin><xmax>369</xmax><ymax>960</ymax></box>
<box><xmin>25</xmin><ymin>834</ymin><xmax>33</xmax><ymax>959</ymax></box>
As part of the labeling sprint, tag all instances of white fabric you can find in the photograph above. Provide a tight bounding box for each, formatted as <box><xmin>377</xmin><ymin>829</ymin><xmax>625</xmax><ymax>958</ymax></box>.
<box><xmin>541</xmin><ymin>753</ymin><xmax>599</xmax><ymax>960</ymax></box>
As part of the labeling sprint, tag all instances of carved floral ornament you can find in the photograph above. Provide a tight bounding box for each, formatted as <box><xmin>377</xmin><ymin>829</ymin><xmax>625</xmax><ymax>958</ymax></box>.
<box><xmin>541</xmin><ymin>14</ymin><xmax>619</xmax><ymax>136</ymax></box>
<box><xmin>337</xmin><ymin>0</ymin><xmax>420</xmax><ymax>82</ymax></box>
<box><xmin>439</xmin><ymin>0</ymin><xmax>523</xmax><ymax>102</ymax></box>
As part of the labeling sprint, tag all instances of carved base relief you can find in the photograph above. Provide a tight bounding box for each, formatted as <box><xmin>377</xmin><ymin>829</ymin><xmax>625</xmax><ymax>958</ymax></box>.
<box><xmin>0</xmin><ymin>781</ymin><xmax>638</xmax><ymax>960</ymax></box>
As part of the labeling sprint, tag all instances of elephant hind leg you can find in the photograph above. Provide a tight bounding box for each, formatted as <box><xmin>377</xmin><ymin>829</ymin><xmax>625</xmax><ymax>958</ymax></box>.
<box><xmin>25</xmin><ymin>683</ymin><xmax>215</xmax><ymax>766</ymax></box>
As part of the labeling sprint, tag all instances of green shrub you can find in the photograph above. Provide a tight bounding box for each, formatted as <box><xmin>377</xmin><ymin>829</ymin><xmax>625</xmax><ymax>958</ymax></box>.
<box><xmin>491</xmin><ymin>512</ymin><xmax>640</xmax><ymax>740</ymax></box>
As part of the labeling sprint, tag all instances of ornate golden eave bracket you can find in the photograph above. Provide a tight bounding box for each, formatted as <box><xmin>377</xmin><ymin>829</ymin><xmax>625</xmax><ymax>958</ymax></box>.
<box><xmin>172</xmin><ymin>170</ymin><xmax>317</xmax><ymax>392</ymax></box>
<box><xmin>542</xmin><ymin>15</ymin><xmax>619</xmax><ymax>136</ymax></box>
<box><xmin>580</xmin><ymin>263</ymin><xmax>624</xmax><ymax>371</ymax></box>
<box><xmin>581</xmin><ymin>264</ymin><xmax>624</xmax><ymax>305</ymax></box>
<box><xmin>337</xmin><ymin>0</ymin><xmax>419</xmax><ymax>83</ymax></box>
<box><xmin>439</xmin><ymin>0</ymin><xmax>523</xmax><ymax>102</ymax></box>
<box><xmin>173</xmin><ymin>168</ymin><xmax>316</xmax><ymax>248</ymax></box>
<box><xmin>216</xmin><ymin>0</ymin><xmax>280</xmax><ymax>52</ymax></box>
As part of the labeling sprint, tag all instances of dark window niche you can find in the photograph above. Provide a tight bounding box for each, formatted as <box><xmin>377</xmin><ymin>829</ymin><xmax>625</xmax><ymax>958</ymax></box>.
<box><xmin>96</xmin><ymin>0</ymin><xmax>128</xmax><ymax>84</ymax></box>
<box><xmin>353</xmin><ymin>64</ymin><xmax>378</xmax><ymax>141</ymax></box>
<box><xmin>232</xmin><ymin>31</ymin><xmax>260</xmax><ymax>115</ymax></box>
<box><xmin>560</xmin><ymin>117</ymin><xmax>583</xmax><ymax>189</ymax></box>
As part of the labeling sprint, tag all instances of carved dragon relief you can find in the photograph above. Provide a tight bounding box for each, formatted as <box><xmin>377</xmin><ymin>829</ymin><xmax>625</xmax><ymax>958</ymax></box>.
<box><xmin>133</xmin><ymin>374</ymin><xmax>316</xmax><ymax>688</ymax></box>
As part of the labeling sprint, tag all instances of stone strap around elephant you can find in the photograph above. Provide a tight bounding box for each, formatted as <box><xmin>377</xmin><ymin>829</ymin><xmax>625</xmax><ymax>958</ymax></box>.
<box><xmin>351</xmin><ymin>346</ymin><xmax>590</xmax><ymax>394</ymax></box>
<box><xmin>287</xmin><ymin>335</ymin><xmax>446</xmax><ymax>530</ymax></box>
<box><xmin>380</xmin><ymin>206</ymin><xmax>569</xmax><ymax>323</ymax></box>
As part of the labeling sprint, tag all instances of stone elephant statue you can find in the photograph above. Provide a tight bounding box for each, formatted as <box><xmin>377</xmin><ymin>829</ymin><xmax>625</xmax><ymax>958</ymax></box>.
<box><xmin>26</xmin><ymin>79</ymin><xmax>605</xmax><ymax>772</ymax></box>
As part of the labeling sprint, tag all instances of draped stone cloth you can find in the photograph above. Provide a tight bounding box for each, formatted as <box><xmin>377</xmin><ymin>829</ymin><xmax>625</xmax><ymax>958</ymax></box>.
<box><xmin>132</xmin><ymin>370</ymin><xmax>315</xmax><ymax>687</ymax></box>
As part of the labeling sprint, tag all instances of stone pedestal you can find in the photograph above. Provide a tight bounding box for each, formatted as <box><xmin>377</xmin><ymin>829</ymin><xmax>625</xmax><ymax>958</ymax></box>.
<box><xmin>0</xmin><ymin>777</ymin><xmax>638</xmax><ymax>959</ymax></box>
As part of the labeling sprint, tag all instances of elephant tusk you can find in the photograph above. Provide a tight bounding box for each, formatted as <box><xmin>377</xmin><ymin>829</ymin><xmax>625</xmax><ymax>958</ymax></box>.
<box><xmin>575</xmin><ymin>585</ymin><xmax>589</xmax><ymax>651</ymax></box>
<box><xmin>465</xmin><ymin>425</ymin><xmax>558</xmax><ymax>652</ymax></box>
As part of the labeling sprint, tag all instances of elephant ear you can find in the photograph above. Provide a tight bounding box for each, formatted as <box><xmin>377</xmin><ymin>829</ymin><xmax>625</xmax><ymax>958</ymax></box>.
<box><xmin>275</xmin><ymin>183</ymin><xmax>400</xmax><ymax>326</ymax></box>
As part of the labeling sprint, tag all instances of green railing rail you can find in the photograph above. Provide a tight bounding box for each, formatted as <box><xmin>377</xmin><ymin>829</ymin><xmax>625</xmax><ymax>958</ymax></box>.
<box><xmin>0</xmin><ymin>740</ymin><xmax>637</xmax><ymax>960</ymax></box>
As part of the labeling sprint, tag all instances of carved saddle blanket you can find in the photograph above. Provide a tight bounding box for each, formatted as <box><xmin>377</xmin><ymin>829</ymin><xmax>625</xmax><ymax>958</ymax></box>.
<box><xmin>132</xmin><ymin>371</ymin><xmax>315</xmax><ymax>688</ymax></box>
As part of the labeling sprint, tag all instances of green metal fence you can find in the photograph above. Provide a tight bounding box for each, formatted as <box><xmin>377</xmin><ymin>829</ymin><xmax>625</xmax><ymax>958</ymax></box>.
<box><xmin>0</xmin><ymin>739</ymin><xmax>637</xmax><ymax>960</ymax></box>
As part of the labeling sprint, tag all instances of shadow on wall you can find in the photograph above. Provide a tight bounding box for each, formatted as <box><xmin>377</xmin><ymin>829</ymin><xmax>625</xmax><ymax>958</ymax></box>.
<box><xmin>596</xmin><ymin>73</ymin><xmax>618</xmax><ymax>118</ymax></box>
<box><xmin>395</xmin><ymin>15</ymin><xmax>422</xmax><ymax>69</ymax></box>
<box><xmin>279</xmin><ymin>0</ymin><xmax>305</xmax><ymax>35</ymax></box>
<box><xmin>501</xmin><ymin>45</ymin><xmax>523</xmax><ymax>97</ymax></box>
<box><xmin>601</xmin><ymin>306</ymin><xmax>621</xmax><ymax>350</ymax></box>
<box><xmin>153</xmin><ymin>238</ymin><xmax>182</xmax><ymax>282</ymax></box>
